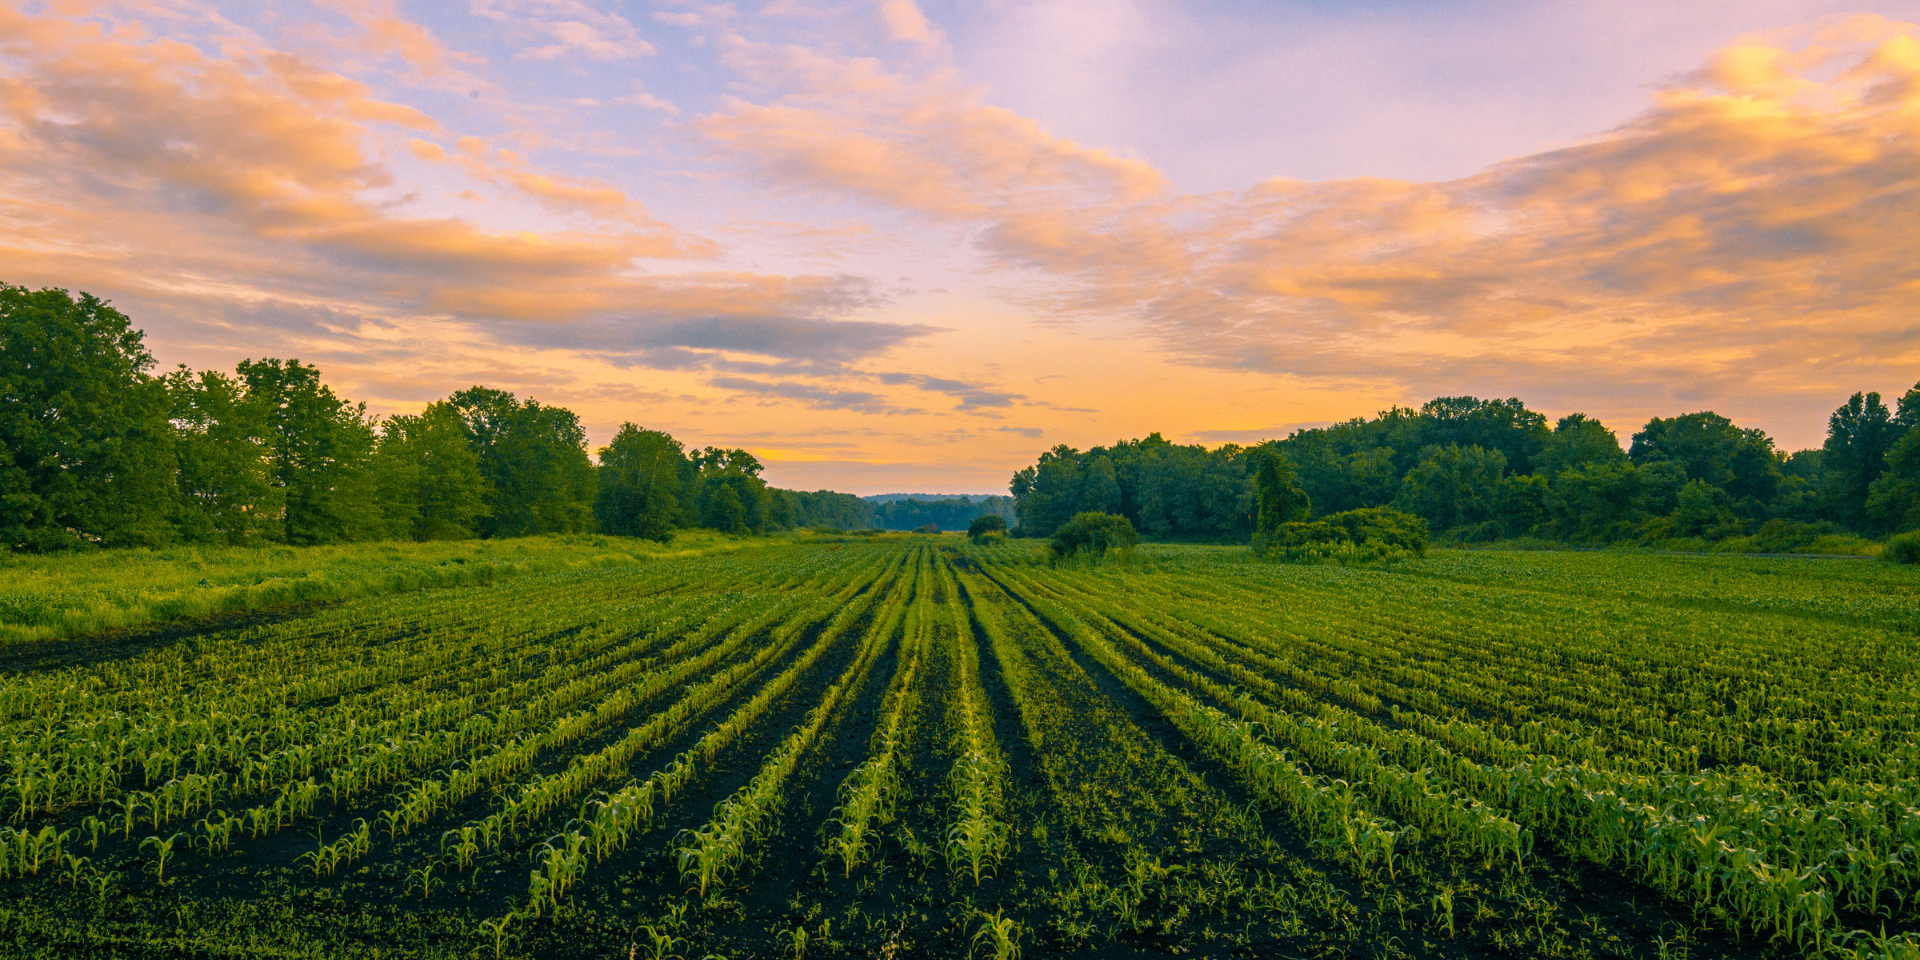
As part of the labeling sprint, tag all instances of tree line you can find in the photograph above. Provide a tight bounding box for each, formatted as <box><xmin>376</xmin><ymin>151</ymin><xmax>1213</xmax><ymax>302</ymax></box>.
<box><xmin>870</xmin><ymin>496</ymin><xmax>1015</xmax><ymax>532</ymax></box>
<box><xmin>0</xmin><ymin>285</ymin><xmax>870</xmax><ymax>550</ymax></box>
<box><xmin>1012</xmin><ymin>394</ymin><xmax>1920</xmax><ymax>548</ymax></box>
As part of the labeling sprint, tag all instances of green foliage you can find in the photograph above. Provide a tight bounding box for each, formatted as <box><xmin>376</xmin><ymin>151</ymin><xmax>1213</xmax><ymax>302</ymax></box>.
<box><xmin>594</xmin><ymin>424</ymin><xmax>685</xmax><ymax>542</ymax></box>
<box><xmin>1866</xmin><ymin>428</ymin><xmax>1920</xmax><ymax>533</ymax></box>
<box><xmin>164</xmin><ymin>367</ymin><xmax>280</xmax><ymax>545</ymax></box>
<box><xmin>376</xmin><ymin>403</ymin><xmax>492</xmax><ymax>541</ymax></box>
<box><xmin>1822</xmin><ymin>389</ymin><xmax>1901</xmax><ymax>530</ymax></box>
<box><xmin>967</xmin><ymin>514</ymin><xmax>1008</xmax><ymax>542</ymax></box>
<box><xmin>445</xmin><ymin>387</ymin><xmax>596</xmax><ymax>538</ymax></box>
<box><xmin>238</xmin><ymin>358</ymin><xmax>388</xmax><ymax>545</ymax></box>
<box><xmin>0</xmin><ymin>285</ymin><xmax>175</xmax><ymax>550</ymax></box>
<box><xmin>1492</xmin><ymin>473</ymin><xmax>1549</xmax><ymax>538</ymax></box>
<box><xmin>1258</xmin><ymin>507</ymin><xmax>1428</xmax><ymax>564</ymax></box>
<box><xmin>1392</xmin><ymin>444</ymin><xmax>1504</xmax><ymax>531</ymax></box>
<box><xmin>691</xmin><ymin>447</ymin><xmax>769</xmax><ymax>535</ymax></box>
<box><xmin>784</xmin><ymin>490</ymin><xmax>876</xmax><ymax>530</ymax></box>
<box><xmin>1537</xmin><ymin>413</ymin><xmax>1627</xmax><ymax>479</ymax></box>
<box><xmin>1630</xmin><ymin>411</ymin><xmax>1783</xmax><ymax>505</ymax></box>
<box><xmin>1012</xmin><ymin>435</ymin><xmax>1252</xmax><ymax>540</ymax></box>
<box><xmin>1250</xmin><ymin>449</ymin><xmax>1310</xmax><ymax>537</ymax></box>
<box><xmin>1048</xmin><ymin>511</ymin><xmax>1138</xmax><ymax>562</ymax></box>
<box><xmin>873</xmin><ymin>496</ymin><xmax>1014</xmax><ymax>531</ymax></box>
<box><xmin>1883</xmin><ymin>530</ymin><xmax>1920</xmax><ymax>564</ymax></box>
<box><xmin>703</xmin><ymin>483</ymin><xmax>748</xmax><ymax>534</ymax></box>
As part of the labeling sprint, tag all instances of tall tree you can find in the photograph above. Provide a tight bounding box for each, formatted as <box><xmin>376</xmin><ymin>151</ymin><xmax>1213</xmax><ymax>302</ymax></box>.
<box><xmin>445</xmin><ymin>387</ymin><xmax>595</xmax><ymax>537</ymax></box>
<box><xmin>0</xmin><ymin>286</ymin><xmax>175</xmax><ymax>550</ymax></box>
<box><xmin>1867</xmin><ymin>431</ymin><xmax>1920</xmax><ymax>533</ymax></box>
<box><xmin>1865</xmin><ymin>384</ymin><xmax>1920</xmax><ymax>533</ymax></box>
<box><xmin>703</xmin><ymin>483</ymin><xmax>748</xmax><ymax>534</ymax></box>
<box><xmin>1010</xmin><ymin>444</ymin><xmax>1082</xmax><ymax>536</ymax></box>
<box><xmin>1250</xmin><ymin>449</ymin><xmax>1310</xmax><ymax>537</ymax></box>
<box><xmin>165</xmin><ymin>367</ymin><xmax>280</xmax><ymax>544</ymax></box>
<box><xmin>594</xmin><ymin>424</ymin><xmax>686</xmax><ymax>541</ymax></box>
<box><xmin>1538</xmin><ymin>414</ymin><xmax>1627</xmax><ymax>479</ymax></box>
<box><xmin>1078</xmin><ymin>455</ymin><xmax>1122</xmax><ymax>514</ymax></box>
<box><xmin>376</xmin><ymin>403</ymin><xmax>492</xmax><ymax>541</ymax></box>
<box><xmin>1629</xmin><ymin>412</ymin><xmax>1782</xmax><ymax>505</ymax></box>
<box><xmin>1394</xmin><ymin>444</ymin><xmax>1507</xmax><ymax>531</ymax></box>
<box><xmin>692</xmin><ymin>446</ymin><xmax>770</xmax><ymax>534</ymax></box>
<box><xmin>237</xmin><ymin>359</ymin><xmax>386</xmax><ymax>544</ymax></box>
<box><xmin>1821</xmin><ymin>391</ymin><xmax>1898</xmax><ymax>530</ymax></box>
<box><xmin>1418</xmin><ymin>397</ymin><xmax>1550</xmax><ymax>476</ymax></box>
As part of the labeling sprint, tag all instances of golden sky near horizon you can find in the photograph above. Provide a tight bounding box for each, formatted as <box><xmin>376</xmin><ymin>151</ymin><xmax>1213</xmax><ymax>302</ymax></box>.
<box><xmin>1</xmin><ymin>1</ymin><xmax>1918</xmax><ymax>493</ymax></box>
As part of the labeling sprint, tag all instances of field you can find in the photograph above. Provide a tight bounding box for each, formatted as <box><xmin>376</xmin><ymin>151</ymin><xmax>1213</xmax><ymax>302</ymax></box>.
<box><xmin>0</xmin><ymin>537</ymin><xmax>1917</xmax><ymax>960</ymax></box>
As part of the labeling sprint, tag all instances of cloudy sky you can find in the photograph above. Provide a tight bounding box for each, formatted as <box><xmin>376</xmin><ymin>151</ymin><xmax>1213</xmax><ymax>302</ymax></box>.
<box><xmin>2</xmin><ymin>0</ymin><xmax>1917</xmax><ymax>493</ymax></box>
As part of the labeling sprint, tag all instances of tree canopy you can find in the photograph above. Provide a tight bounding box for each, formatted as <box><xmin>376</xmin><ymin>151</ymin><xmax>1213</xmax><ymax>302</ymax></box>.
<box><xmin>0</xmin><ymin>285</ymin><xmax>888</xmax><ymax>551</ymax></box>
<box><xmin>1008</xmin><ymin>388</ymin><xmax>1920</xmax><ymax>549</ymax></box>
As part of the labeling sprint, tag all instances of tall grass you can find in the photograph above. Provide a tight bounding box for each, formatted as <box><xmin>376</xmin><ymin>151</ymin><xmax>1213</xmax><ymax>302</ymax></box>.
<box><xmin>0</xmin><ymin>531</ymin><xmax>748</xmax><ymax>646</ymax></box>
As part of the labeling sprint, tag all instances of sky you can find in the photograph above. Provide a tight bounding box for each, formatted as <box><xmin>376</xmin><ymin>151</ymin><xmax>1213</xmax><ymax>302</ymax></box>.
<box><xmin>2</xmin><ymin>0</ymin><xmax>1918</xmax><ymax>494</ymax></box>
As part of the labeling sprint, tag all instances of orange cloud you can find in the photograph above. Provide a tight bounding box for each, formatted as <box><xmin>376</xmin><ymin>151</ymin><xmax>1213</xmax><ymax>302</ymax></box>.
<box><xmin>0</xmin><ymin>7</ymin><xmax>831</xmax><ymax>324</ymax></box>
<box><xmin>699</xmin><ymin>17</ymin><xmax>1920</xmax><ymax>423</ymax></box>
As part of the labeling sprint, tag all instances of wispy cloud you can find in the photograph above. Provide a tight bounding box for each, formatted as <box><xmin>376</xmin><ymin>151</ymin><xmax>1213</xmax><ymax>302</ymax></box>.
<box><xmin>698</xmin><ymin>16</ymin><xmax>1920</xmax><ymax>424</ymax></box>
<box><xmin>470</xmin><ymin>0</ymin><xmax>655</xmax><ymax>61</ymax></box>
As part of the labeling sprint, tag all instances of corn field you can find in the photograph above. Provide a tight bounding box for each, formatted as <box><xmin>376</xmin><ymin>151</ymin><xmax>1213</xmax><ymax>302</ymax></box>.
<box><xmin>0</xmin><ymin>533</ymin><xmax>1916</xmax><ymax>959</ymax></box>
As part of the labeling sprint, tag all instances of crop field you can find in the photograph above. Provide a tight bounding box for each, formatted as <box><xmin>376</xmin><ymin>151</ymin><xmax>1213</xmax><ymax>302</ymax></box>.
<box><xmin>1</xmin><ymin>538</ymin><xmax>1917</xmax><ymax>960</ymax></box>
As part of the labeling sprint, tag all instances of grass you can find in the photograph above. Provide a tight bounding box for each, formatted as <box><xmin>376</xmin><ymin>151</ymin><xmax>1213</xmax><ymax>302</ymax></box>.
<box><xmin>0</xmin><ymin>530</ymin><xmax>753</xmax><ymax>646</ymax></box>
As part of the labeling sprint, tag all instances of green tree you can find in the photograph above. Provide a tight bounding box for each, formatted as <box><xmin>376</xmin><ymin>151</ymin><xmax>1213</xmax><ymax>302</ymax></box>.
<box><xmin>1494</xmin><ymin>474</ymin><xmax>1550</xmax><ymax>538</ymax></box>
<box><xmin>1671</xmin><ymin>479</ymin><xmax>1737</xmax><ymax>537</ymax></box>
<box><xmin>1538</xmin><ymin>414</ymin><xmax>1627</xmax><ymax>479</ymax></box>
<box><xmin>165</xmin><ymin>367</ymin><xmax>280</xmax><ymax>544</ymax></box>
<box><xmin>1250</xmin><ymin>449</ymin><xmax>1310</xmax><ymax>539</ymax></box>
<box><xmin>1078</xmin><ymin>455</ymin><xmax>1121</xmax><ymax>514</ymax></box>
<box><xmin>238</xmin><ymin>359</ymin><xmax>385</xmax><ymax>544</ymax></box>
<box><xmin>1010</xmin><ymin>445</ymin><xmax>1081</xmax><ymax>536</ymax></box>
<box><xmin>1393</xmin><ymin>444</ymin><xmax>1506</xmax><ymax>532</ymax></box>
<box><xmin>1418</xmin><ymin>396</ymin><xmax>1550</xmax><ymax>476</ymax></box>
<box><xmin>376</xmin><ymin>403</ymin><xmax>492</xmax><ymax>541</ymax></box>
<box><xmin>1820</xmin><ymin>391</ymin><xmax>1899</xmax><ymax>530</ymax></box>
<box><xmin>703</xmin><ymin>483</ymin><xmax>748</xmax><ymax>534</ymax></box>
<box><xmin>1862</xmin><ymin>382</ymin><xmax>1920</xmax><ymax>533</ymax></box>
<box><xmin>782</xmin><ymin>490</ymin><xmax>875</xmax><ymax>529</ymax></box>
<box><xmin>594</xmin><ymin>424</ymin><xmax>686</xmax><ymax>542</ymax></box>
<box><xmin>1867</xmin><ymin>429</ymin><xmax>1920</xmax><ymax>533</ymax></box>
<box><xmin>1629</xmin><ymin>411</ymin><xmax>1782</xmax><ymax>505</ymax></box>
<box><xmin>0</xmin><ymin>286</ymin><xmax>176</xmax><ymax>550</ymax></box>
<box><xmin>691</xmin><ymin>447</ymin><xmax>769</xmax><ymax>534</ymax></box>
<box><xmin>1547</xmin><ymin>460</ymin><xmax>1645</xmax><ymax>541</ymax></box>
<box><xmin>445</xmin><ymin>387</ymin><xmax>595</xmax><ymax>537</ymax></box>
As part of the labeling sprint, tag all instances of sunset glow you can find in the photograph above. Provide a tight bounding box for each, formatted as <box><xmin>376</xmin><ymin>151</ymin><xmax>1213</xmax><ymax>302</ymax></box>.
<box><xmin>3</xmin><ymin>0</ymin><xmax>1917</xmax><ymax>492</ymax></box>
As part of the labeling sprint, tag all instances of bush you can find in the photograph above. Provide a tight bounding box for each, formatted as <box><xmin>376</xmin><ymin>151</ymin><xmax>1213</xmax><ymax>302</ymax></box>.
<box><xmin>913</xmin><ymin>522</ymin><xmax>941</xmax><ymax>534</ymax></box>
<box><xmin>967</xmin><ymin>514</ymin><xmax>1008</xmax><ymax>542</ymax></box>
<box><xmin>1885</xmin><ymin>531</ymin><xmax>1920</xmax><ymax>565</ymax></box>
<box><xmin>1255</xmin><ymin>507</ymin><xmax>1428</xmax><ymax>565</ymax></box>
<box><xmin>1049</xmin><ymin>512</ymin><xmax>1138</xmax><ymax>563</ymax></box>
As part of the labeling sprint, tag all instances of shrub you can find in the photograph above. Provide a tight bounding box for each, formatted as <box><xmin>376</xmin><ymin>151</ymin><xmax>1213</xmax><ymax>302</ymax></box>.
<box><xmin>914</xmin><ymin>523</ymin><xmax>941</xmax><ymax>534</ymax></box>
<box><xmin>1884</xmin><ymin>531</ymin><xmax>1920</xmax><ymax>565</ymax></box>
<box><xmin>1049</xmin><ymin>512</ymin><xmax>1138</xmax><ymax>563</ymax></box>
<box><xmin>1255</xmin><ymin>507</ymin><xmax>1427</xmax><ymax>565</ymax></box>
<box><xmin>967</xmin><ymin>514</ymin><xmax>1008</xmax><ymax>542</ymax></box>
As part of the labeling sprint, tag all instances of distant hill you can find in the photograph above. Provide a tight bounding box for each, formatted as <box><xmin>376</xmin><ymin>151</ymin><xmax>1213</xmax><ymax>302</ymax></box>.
<box><xmin>862</xmin><ymin>493</ymin><xmax>1002</xmax><ymax>504</ymax></box>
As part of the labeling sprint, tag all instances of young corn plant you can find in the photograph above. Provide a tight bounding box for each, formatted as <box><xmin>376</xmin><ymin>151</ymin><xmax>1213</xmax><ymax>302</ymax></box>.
<box><xmin>140</xmin><ymin>832</ymin><xmax>182</xmax><ymax>884</ymax></box>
